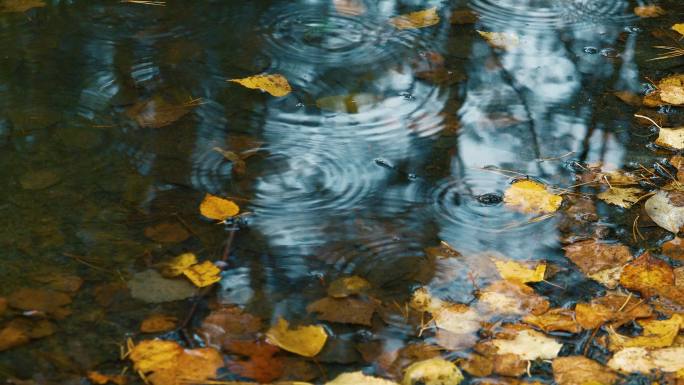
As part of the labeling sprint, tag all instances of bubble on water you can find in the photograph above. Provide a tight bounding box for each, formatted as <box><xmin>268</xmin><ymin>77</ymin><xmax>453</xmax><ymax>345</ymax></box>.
<box><xmin>624</xmin><ymin>26</ymin><xmax>640</xmax><ymax>33</ymax></box>
<box><xmin>583</xmin><ymin>46</ymin><xmax>598</xmax><ymax>54</ymax></box>
<box><xmin>600</xmin><ymin>47</ymin><xmax>619</xmax><ymax>58</ymax></box>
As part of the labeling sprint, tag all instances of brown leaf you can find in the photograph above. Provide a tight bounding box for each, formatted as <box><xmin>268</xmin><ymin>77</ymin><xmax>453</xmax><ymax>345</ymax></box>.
<box><xmin>307</xmin><ymin>297</ymin><xmax>379</xmax><ymax>326</ymax></box>
<box><xmin>143</xmin><ymin>222</ymin><xmax>190</xmax><ymax>243</ymax></box>
<box><xmin>31</xmin><ymin>273</ymin><xmax>83</xmax><ymax>293</ymax></box>
<box><xmin>552</xmin><ymin>356</ymin><xmax>618</xmax><ymax>385</ymax></box>
<box><xmin>199</xmin><ymin>306</ymin><xmax>262</xmax><ymax>349</ymax></box>
<box><xmin>493</xmin><ymin>354</ymin><xmax>527</xmax><ymax>377</ymax></box>
<box><xmin>0</xmin><ymin>318</ymin><xmax>56</xmax><ymax>352</ymax></box>
<box><xmin>0</xmin><ymin>298</ymin><xmax>6</xmax><ymax>316</ymax></box>
<box><xmin>575</xmin><ymin>293</ymin><xmax>653</xmax><ymax>329</ymax></box>
<box><xmin>634</xmin><ymin>5</ymin><xmax>665</xmax><ymax>18</ymax></box>
<box><xmin>0</xmin><ymin>322</ymin><xmax>30</xmax><ymax>351</ymax></box>
<box><xmin>226</xmin><ymin>340</ymin><xmax>284</xmax><ymax>383</ymax></box>
<box><xmin>523</xmin><ymin>308</ymin><xmax>581</xmax><ymax>334</ymax></box>
<box><xmin>327</xmin><ymin>276</ymin><xmax>371</xmax><ymax>298</ymax></box>
<box><xmin>620</xmin><ymin>253</ymin><xmax>675</xmax><ymax>297</ymax></box>
<box><xmin>450</xmin><ymin>9</ymin><xmax>478</xmax><ymax>24</ymax></box>
<box><xmin>126</xmin><ymin>96</ymin><xmax>194</xmax><ymax>128</ymax></box>
<box><xmin>614</xmin><ymin>91</ymin><xmax>642</xmax><ymax>107</ymax></box>
<box><xmin>7</xmin><ymin>288</ymin><xmax>72</xmax><ymax>318</ymax></box>
<box><xmin>477</xmin><ymin>280</ymin><xmax>550</xmax><ymax>316</ymax></box>
<box><xmin>563</xmin><ymin>240</ymin><xmax>632</xmax><ymax>276</ymax></box>
<box><xmin>140</xmin><ymin>314</ymin><xmax>178</xmax><ymax>333</ymax></box>
<box><xmin>86</xmin><ymin>371</ymin><xmax>127</xmax><ymax>385</ymax></box>
<box><xmin>460</xmin><ymin>353</ymin><xmax>494</xmax><ymax>377</ymax></box>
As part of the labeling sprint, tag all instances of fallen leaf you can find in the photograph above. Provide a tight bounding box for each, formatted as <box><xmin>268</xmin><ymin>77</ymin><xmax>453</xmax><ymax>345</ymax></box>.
<box><xmin>477</xmin><ymin>280</ymin><xmax>550</xmax><ymax>317</ymax></box>
<box><xmin>608</xmin><ymin>347</ymin><xmax>684</xmax><ymax>373</ymax></box>
<box><xmin>402</xmin><ymin>357</ymin><xmax>464</xmax><ymax>385</ymax></box>
<box><xmin>327</xmin><ymin>276</ymin><xmax>371</xmax><ymax>298</ymax></box>
<box><xmin>614</xmin><ymin>91</ymin><xmax>642</xmax><ymax>107</ymax></box>
<box><xmin>563</xmin><ymin>239</ymin><xmax>631</xmax><ymax>280</ymax></box>
<box><xmin>0</xmin><ymin>298</ymin><xmax>6</xmax><ymax>316</ymax></box>
<box><xmin>552</xmin><ymin>356</ymin><xmax>618</xmax><ymax>385</ymax></box>
<box><xmin>492</xmin><ymin>329</ymin><xmax>562</xmax><ymax>361</ymax></box>
<box><xmin>7</xmin><ymin>288</ymin><xmax>72</xmax><ymax>318</ymax></box>
<box><xmin>129</xmin><ymin>340</ymin><xmax>223</xmax><ymax>385</ymax></box>
<box><xmin>0</xmin><ymin>322</ymin><xmax>30</xmax><ymax>351</ymax></box>
<box><xmin>326</xmin><ymin>371</ymin><xmax>398</xmax><ymax>385</ymax></box>
<box><xmin>86</xmin><ymin>371</ymin><xmax>127</xmax><ymax>385</ymax></box>
<box><xmin>144</xmin><ymin>222</ymin><xmax>190</xmax><ymax>243</ymax></box>
<box><xmin>228</xmin><ymin>74</ymin><xmax>292</xmax><ymax>97</ymax></box>
<box><xmin>660</xmin><ymin>86</ymin><xmax>684</xmax><ymax>105</ymax></box>
<box><xmin>307</xmin><ymin>297</ymin><xmax>378</xmax><ymax>326</ymax></box>
<box><xmin>333</xmin><ymin>0</ymin><xmax>366</xmax><ymax>16</ymax></box>
<box><xmin>460</xmin><ymin>353</ymin><xmax>494</xmax><ymax>377</ymax></box>
<box><xmin>213</xmin><ymin>147</ymin><xmax>247</xmax><ymax>175</ymax></box>
<box><xmin>266</xmin><ymin>318</ymin><xmax>327</xmax><ymax>357</ymax></box>
<box><xmin>620</xmin><ymin>253</ymin><xmax>675</xmax><ymax>297</ymax></box>
<box><xmin>450</xmin><ymin>9</ymin><xmax>478</xmax><ymax>24</ymax></box>
<box><xmin>575</xmin><ymin>293</ymin><xmax>653</xmax><ymax>329</ymax></box>
<box><xmin>608</xmin><ymin>315</ymin><xmax>683</xmax><ymax>351</ymax></box>
<box><xmin>477</xmin><ymin>31</ymin><xmax>520</xmax><ymax>50</ymax></box>
<box><xmin>126</xmin><ymin>96</ymin><xmax>194</xmax><ymax>128</ymax></box>
<box><xmin>646</xmin><ymin>190</ymin><xmax>684</xmax><ymax>233</ymax></box>
<box><xmin>597</xmin><ymin>187</ymin><xmax>644</xmax><ymax>208</ymax></box>
<box><xmin>128</xmin><ymin>269</ymin><xmax>197</xmax><ymax>303</ymax></box>
<box><xmin>493</xmin><ymin>353</ymin><xmax>527</xmax><ymax>377</ymax></box>
<box><xmin>493</xmin><ymin>259</ymin><xmax>546</xmax><ymax>283</ymax></box>
<box><xmin>523</xmin><ymin>308</ymin><xmax>581</xmax><ymax>334</ymax></box>
<box><xmin>129</xmin><ymin>340</ymin><xmax>182</xmax><ymax>373</ymax></box>
<box><xmin>656</xmin><ymin>128</ymin><xmax>684</xmax><ymax>150</ymax></box>
<box><xmin>199</xmin><ymin>306</ymin><xmax>262</xmax><ymax>349</ymax></box>
<box><xmin>161</xmin><ymin>253</ymin><xmax>198</xmax><ymax>277</ymax></box>
<box><xmin>199</xmin><ymin>193</ymin><xmax>240</xmax><ymax>221</ymax></box>
<box><xmin>182</xmin><ymin>261</ymin><xmax>222</xmax><ymax>288</ymax></box>
<box><xmin>0</xmin><ymin>0</ymin><xmax>45</xmax><ymax>13</ymax></box>
<box><xmin>634</xmin><ymin>5</ymin><xmax>665</xmax><ymax>18</ymax></box>
<box><xmin>674</xmin><ymin>24</ymin><xmax>684</xmax><ymax>37</ymax></box>
<box><xmin>663</xmin><ymin>237</ymin><xmax>684</xmax><ymax>260</ymax></box>
<box><xmin>226</xmin><ymin>340</ymin><xmax>284</xmax><ymax>383</ymax></box>
<box><xmin>503</xmin><ymin>180</ymin><xmax>562</xmax><ymax>215</ymax></box>
<box><xmin>19</xmin><ymin>169</ymin><xmax>61</xmax><ymax>190</ymax></box>
<box><xmin>389</xmin><ymin>7</ymin><xmax>439</xmax><ymax>29</ymax></box>
<box><xmin>31</xmin><ymin>273</ymin><xmax>83</xmax><ymax>293</ymax></box>
<box><xmin>140</xmin><ymin>314</ymin><xmax>178</xmax><ymax>333</ymax></box>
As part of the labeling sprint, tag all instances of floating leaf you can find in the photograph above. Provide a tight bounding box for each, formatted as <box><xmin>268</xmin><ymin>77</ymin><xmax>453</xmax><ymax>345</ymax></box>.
<box><xmin>199</xmin><ymin>193</ymin><xmax>240</xmax><ymax>221</ymax></box>
<box><xmin>493</xmin><ymin>259</ymin><xmax>546</xmax><ymax>283</ymax></box>
<box><xmin>140</xmin><ymin>314</ymin><xmax>178</xmax><ymax>333</ymax></box>
<box><xmin>389</xmin><ymin>7</ymin><xmax>440</xmax><ymax>30</ymax></box>
<box><xmin>656</xmin><ymin>128</ymin><xmax>684</xmax><ymax>150</ymax></box>
<box><xmin>182</xmin><ymin>260</ymin><xmax>221</xmax><ymax>288</ymax></box>
<box><xmin>574</xmin><ymin>293</ymin><xmax>652</xmax><ymax>329</ymax></box>
<box><xmin>161</xmin><ymin>253</ymin><xmax>198</xmax><ymax>277</ymax></box>
<box><xmin>228</xmin><ymin>74</ymin><xmax>292</xmax><ymax>97</ymax></box>
<box><xmin>225</xmin><ymin>340</ymin><xmax>284</xmax><ymax>383</ymax></box>
<box><xmin>645</xmin><ymin>190</ymin><xmax>684</xmax><ymax>233</ymax></box>
<box><xmin>619</xmin><ymin>253</ymin><xmax>675</xmax><ymax>297</ymax></box>
<box><xmin>523</xmin><ymin>308</ymin><xmax>581</xmax><ymax>334</ymax></box>
<box><xmin>672</xmin><ymin>24</ymin><xmax>684</xmax><ymax>38</ymax></box>
<box><xmin>663</xmin><ymin>237</ymin><xmax>684</xmax><ymax>260</ymax></box>
<box><xmin>327</xmin><ymin>276</ymin><xmax>371</xmax><ymax>298</ymax></box>
<box><xmin>477</xmin><ymin>31</ymin><xmax>520</xmax><ymax>50</ymax></box>
<box><xmin>402</xmin><ymin>357</ymin><xmax>463</xmax><ymax>385</ymax></box>
<box><xmin>608</xmin><ymin>347</ymin><xmax>684</xmax><ymax>373</ymax></box>
<box><xmin>326</xmin><ymin>371</ymin><xmax>398</xmax><ymax>385</ymax></box>
<box><xmin>266</xmin><ymin>318</ymin><xmax>327</xmax><ymax>357</ymax></box>
<box><xmin>477</xmin><ymin>280</ymin><xmax>550</xmax><ymax>317</ymax></box>
<box><xmin>608</xmin><ymin>315</ymin><xmax>683</xmax><ymax>351</ymax></box>
<box><xmin>503</xmin><ymin>180</ymin><xmax>562</xmax><ymax>215</ymax></box>
<box><xmin>634</xmin><ymin>5</ymin><xmax>665</xmax><ymax>18</ymax></box>
<box><xmin>144</xmin><ymin>222</ymin><xmax>190</xmax><ymax>243</ymax></box>
<box><xmin>553</xmin><ymin>356</ymin><xmax>618</xmax><ymax>385</ymax></box>
<box><xmin>492</xmin><ymin>329</ymin><xmax>562</xmax><ymax>361</ymax></box>
<box><xmin>597</xmin><ymin>187</ymin><xmax>644</xmax><ymax>208</ymax></box>
<box><xmin>660</xmin><ymin>85</ymin><xmax>684</xmax><ymax>105</ymax></box>
<box><xmin>129</xmin><ymin>340</ymin><xmax>222</xmax><ymax>385</ymax></box>
<box><xmin>563</xmin><ymin>240</ymin><xmax>632</xmax><ymax>287</ymax></box>
<box><xmin>307</xmin><ymin>297</ymin><xmax>379</xmax><ymax>326</ymax></box>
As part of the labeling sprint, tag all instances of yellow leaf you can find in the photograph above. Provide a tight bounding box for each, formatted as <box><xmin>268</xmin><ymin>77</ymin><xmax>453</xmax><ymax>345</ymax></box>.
<box><xmin>655</xmin><ymin>127</ymin><xmax>684</xmax><ymax>150</ymax></box>
<box><xmin>477</xmin><ymin>31</ymin><xmax>520</xmax><ymax>50</ymax></box>
<box><xmin>182</xmin><ymin>261</ymin><xmax>221</xmax><ymax>287</ymax></box>
<box><xmin>402</xmin><ymin>357</ymin><xmax>464</xmax><ymax>385</ymax></box>
<box><xmin>87</xmin><ymin>371</ymin><xmax>127</xmax><ymax>385</ymax></box>
<box><xmin>660</xmin><ymin>85</ymin><xmax>684</xmax><ymax>105</ymax></box>
<box><xmin>503</xmin><ymin>180</ymin><xmax>562</xmax><ymax>215</ymax></box>
<box><xmin>634</xmin><ymin>5</ymin><xmax>665</xmax><ymax>18</ymax></box>
<box><xmin>389</xmin><ymin>7</ymin><xmax>440</xmax><ymax>30</ymax></box>
<box><xmin>228</xmin><ymin>74</ymin><xmax>292</xmax><ymax>97</ymax></box>
<box><xmin>140</xmin><ymin>314</ymin><xmax>178</xmax><ymax>333</ymax></box>
<box><xmin>129</xmin><ymin>340</ymin><xmax>222</xmax><ymax>385</ymax></box>
<box><xmin>494</xmin><ymin>259</ymin><xmax>546</xmax><ymax>283</ymax></box>
<box><xmin>199</xmin><ymin>193</ymin><xmax>240</xmax><ymax>221</ymax></box>
<box><xmin>266</xmin><ymin>318</ymin><xmax>327</xmax><ymax>357</ymax></box>
<box><xmin>161</xmin><ymin>253</ymin><xmax>198</xmax><ymax>277</ymax></box>
<box><xmin>672</xmin><ymin>24</ymin><xmax>684</xmax><ymax>37</ymax></box>
<box><xmin>608</xmin><ymin>315</ymin><xmax>683</xmax><ymax>351</ymax></box>
<box><xmin>327</xmin><ymin>276</ymin><xmax>371</xmax><ymax>298</ymax></box>
<box><xmin>326</xmin><ymin>371</ymin><xmax>399</xmax><ymax>385</ymax></box>
<box><xmin>129</xmin><ymin>340</ymin><xmax>183</xmax><ymax>373</ymax></box>
<box><xmin>597</xmin><ymin>187</ymin><xmax>644</xmax><ymax>208</ymax></box>
<box><xmin>492</xmin><ymin>329</ymin><xmax>563</xmax><ymax>361</ymax></box>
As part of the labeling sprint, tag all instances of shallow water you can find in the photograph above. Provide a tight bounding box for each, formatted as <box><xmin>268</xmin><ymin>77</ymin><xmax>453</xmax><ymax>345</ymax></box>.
<box><xmin>1</xmin><ymin>0</ymin><xmax>684</xmax><ymax>383</ymax></box>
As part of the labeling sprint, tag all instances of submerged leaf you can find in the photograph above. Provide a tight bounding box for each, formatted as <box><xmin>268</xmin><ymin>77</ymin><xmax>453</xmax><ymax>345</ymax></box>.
<box><xmin>128</xmin><ymin>270</ymin><xmax>196</xmax><ymax>303</ymax></box>
<box><xmin>389</xmin><ymin>7</ymin><xmax>440</xmax><ymax>30</ymax></box>
<box><xmin>477</xmin><ymin>31</ymin><xmax>520</xmax><ymax>50</ymax></box>
<box><xmin>266</xmin><ymin>318</ymin><xmax>327</xmax><ymax>357</ymax></box>
<box><xmin>140</xmin><ymin>314</ymin><xmax>178</xmax><ymax>334</ymax></box>
<box><xmin>402</xmin><ymin>357</ymin><xmax>464</xmax><ymax>385</ymax></box>
<box><xmin>597</xmin><ymin>187</ymin><xmax>644</xmax><ymax>208</ymax></box>
<box><xmin>307</xmin><ymin>297</ymin><xmax>378</xmax><ymax>326</ymax></box>
<box><xmin>503</xmin><ymin>180</ymin><xmax>562</xmax><ymax>215</ymax></box>
<box><xmin>553</xmin><ymin>356</ymin><xmax>618</xmax><ymax>385</ymax></box>
<box><xmin>493</xmin><ymin>259</ymin><xmax>546</xmax><ymax>283</ymax></box>
<box><xmin>144</xmin><ymin>222</ymin><xmax>190</xmax><ymax>243</ymax></box>
<box><xmin>608</xmin><ymin>347</ymin><xmax>684</xmax><ymax>373</ymax></box>
<box><xmin>0</xmin><ymin>0</ymin><xmax>45</xmax><ymax>13</ymax></box>
<box><xmin>563</xmin><ymin>240</ymin><xmax>632</xmax><ymax>283</ymax></box>
<box><xmin>126</xmin><ymin>96</ymin><xmax>194</xmax><ymax>128</ymax></box>
<box><xmin>228</xmin><ymin>74</ymin><xmax>292</xmax><ymax>97</ymax></box>
<box><xmin>327</xmin><ymin>276</ymin><xmax>371</xmax><ymax>298</ymax></box>
<box><xmin>199</xmin><ymin>193</ymin><xmax>240</xmax><ymax>221</ymax></box>
<box><xmin>492</xmin><ymin>329</ymin><xmax>562</xmax><ymax>361</ymax></box>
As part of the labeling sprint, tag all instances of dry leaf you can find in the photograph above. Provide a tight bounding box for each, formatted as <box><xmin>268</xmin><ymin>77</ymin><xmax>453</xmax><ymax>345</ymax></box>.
<box><xmin>608</xmin><ymin>315</ymin><xmax>683</xmax><ymax>351</ymax></box>
<box><xmin>663</xmin><ymin>237</ymin><xmax>684</xmax><ymax>260</ymax></box>
<box><xmin>144</xmin><ymin>222</ymin><xmax>190</xmax><ymax>243</ymax></box>
<box><xmin>620</xmin><ymin>253</ymin><xmax>675</xmax><ymax>297</ymax></box>
<box><xmin>646</xmin><ymin>190</ymin><xmax>684</xmax><ymax>233</ymax></box>
<box><xmin>182</xmin><ymin>261</ymin><xmax>221</xmax><ymax>287</ymax></box>
<box><xmin>389</xmin><ymin>7</ymin><xmax>439</xmax><ymax>29</ymax></box>
<box><xmin>450</xmin><ymin>9</ymin><xmax>478</xmax><ymax>24</ymax></box>
<box><xmin>126</xmin><ymin>96</ymin><xmax>194</xmax><ymax>129</ymax></box>
<box><xmin>7</xmin><ymin>287</ymin><xmax>72</xmax><ymax>318</ymax></box>
<box><xmin>333</xmin><ymin>0</ymin><xmax>366</xmax><ymax>16</ymax></box>
<box><xmin>478</xmin><ymin>280</ymin><xmax>550</xmax><ymax>317</ymax></box>
<box><xmin>575</xmin><ymin>293</ymin><xmax>653</xmax><ymax>329</ymax></box>
<box><xmin>326</xmin><ymin>371</ymin><xmax>399</xmax><ymax>385</ymax></box>
<box><xmin>161</xmin><ymin>253</ymin><xmax>198</xmax><ymax>277</ymax></box>
<box><xmin>493</xmin><ymin>259</ymin><xmax>546</xmax><ymax>283</ymax></box>
<box><xmin>402</xmin><ymin>357</ymin><xmax>464</xmax><ymax>385</ymax></box>
<box><xmin>563</xmin><ymin>239</ymin><xmax>631</xmax><ymax>279</ymax></box>
<box><xmin>307</xmin><ymin>297</ymin><xmax>378</xmax><ymax>326</ymax></box>
<box><xmin>460</xmin><ymin>353</ymin><xmax>494</xmax><ymax>377</ymax></box>
<box><xmin>140</xmin><ymin>314</ymin><xmax>178</xmax><ymax>333</ymax></box>
<box><xmin>492</xmin><ymin>329</ymin><xmax>562</xmax><ymax>361</ymax></box>
<box><xmin>199</xmin><ymin>306</ymin><xmax>262</xmax><ymax>349</ymax></box>
<box><xmin>199</xmin><ymin>193</ymin><xmax>240</xmax><ymax>221</ymax></box>
<box><xmin>503</xmin><ymin>180</ymin><xmax>562</xmax><ymax>215</ymax></box>
<box><xmin>674</xmin><ymin>24</ymin><xmax>684</xmax><ymax>37</ymax></box>
<box><xmin>634</xmin><ymin>5</ymin><xmax>665</xmax><ymax>18</ymax></box>
<box><xmin>86</xmin><ymin>371</ymin><xmax>127</xmax><ymax>385</ymax></box>
<box><xmin>477</xmin><ymin>31</ymin><xmax>520</xmax><ymax>50</ymax></box>
<box><xmin>608</xmin><ymin>347</ymin><xmax>684</xmax><ymax>373</ymax></box>
<box><xmin>229</xmin><ymin>74</ymin><xmax>292</xmax><ymax>97</ymax></box>
<box><xmin>553</xmin><ymin>356</ymin><xmax>618</xmax><ymax>385</ymax></box>
<box><xmin>597</xmin><ymin>187</ymin><xmax>644</xmax><ymax>208</ymax></box>
<box><xmin>523</xmin><ymin>308</ymin><xmax>581</xmax><ymax>334</ymax></box>
<box><xmin>225</xmin><ymin>340</ymin><xmax>284</xmax><ymax>383</ymax></box>
<box><xmin>266</xmin><ymin>318</ymin><xmax>327</xmax><ymax>357</ymax></box>
<box><xmin>660</xmin><ymin>85</ymin><xmax>684</xmax><ymax>105</ymax></box>
<box><xmin>129</xmin><ymin>340</ymin><xmax>223</xmax><ymax>385</ymax></box>
<box><xmin>327</xmin><ymin>276</ymin><xmax>371</xmax><ymax>298</ymax></box>
<box><xmin>656</xmin><ymin>128</ymin><xmax>684</xmax><ymax>150</ymax></box>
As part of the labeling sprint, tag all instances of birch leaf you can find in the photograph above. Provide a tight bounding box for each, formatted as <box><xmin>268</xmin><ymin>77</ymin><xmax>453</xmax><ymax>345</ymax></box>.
<box><xmin>266</xmin><ymin>318</ymin><xmax>327</xmax><ymax>357</ymax></box>
<box><xmin>199</xmin><ymin>193</ymin><xmax>240</xmax><ymax>221</ymax></box>
<box><xmin>656</xmin><ymin>127</ymin><xmax>684</xmax><ymax>150</ymax></box>
<box><xmin>503</xmin><ymin>180</ymin><xmax>562</xmax><ymax>215</ymax></box>
<box><xmin>597</xmin><ymin>187</ymin><xmax>644</xmax><ymax>208</ymax></box>
<box><xmin>389</xmin><ymin>7</ymin><xmax>440</xmax><ymax>30</ymax></box>
<box><xmin>492</xmin><ymin>329</ymin><xmax>563</xmax><ymax>361</ymax></box>
<box><xmin>229</xmin><ymin>74</ymin><xmax>292</xmax><ymax>97</ymax></box>
<box><xmin>402</xmin><ymin>358</ymin><xmax>464</xmax><ymax>385</ymax></box>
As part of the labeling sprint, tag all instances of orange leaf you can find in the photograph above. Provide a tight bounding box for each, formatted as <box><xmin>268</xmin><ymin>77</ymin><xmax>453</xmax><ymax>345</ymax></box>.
<box><xmin>199</xmin><ymin>194</ymin><xmax>240</xmax><ymax>221</ymax></box>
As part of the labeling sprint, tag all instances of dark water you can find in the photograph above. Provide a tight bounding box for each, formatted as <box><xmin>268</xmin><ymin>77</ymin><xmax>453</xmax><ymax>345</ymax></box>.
<box><xmin>0</xmin><ymin>0</ymin><xmax>683</xmax><ymax>383</ymax></box>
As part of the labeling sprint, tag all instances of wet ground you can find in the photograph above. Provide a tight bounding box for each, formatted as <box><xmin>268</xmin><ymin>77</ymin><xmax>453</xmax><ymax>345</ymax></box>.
<box><xmin>1</xmin><ymin>0</ymin><xmax>684</xmax><ymax>383</ymax></box>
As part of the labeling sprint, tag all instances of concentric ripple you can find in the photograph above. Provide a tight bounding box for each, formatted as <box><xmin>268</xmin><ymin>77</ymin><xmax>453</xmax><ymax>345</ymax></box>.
<box><xmin>470</xmin><ymin>0</ymin><xmax>633</xmax><ymax>30</ymax></box>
